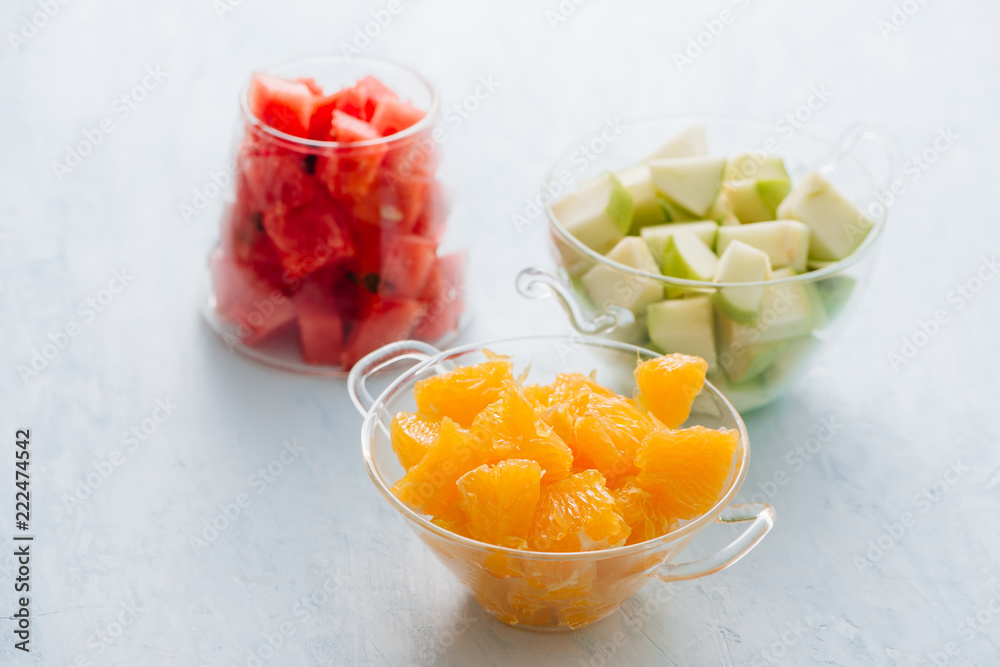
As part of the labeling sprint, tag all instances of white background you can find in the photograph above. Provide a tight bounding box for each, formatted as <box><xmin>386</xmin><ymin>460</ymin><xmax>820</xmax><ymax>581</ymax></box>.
<box><xmin>1</xmin><ymin>0</ymin><xmax>999</xmax><ymax>665</ymax></box>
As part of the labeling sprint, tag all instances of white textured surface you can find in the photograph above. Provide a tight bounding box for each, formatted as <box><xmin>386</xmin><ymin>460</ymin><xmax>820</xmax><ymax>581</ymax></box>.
<box><xmin>2</xmin><ymin>0</ymin><xmax>999</xmax><ymax>665</ymax></box>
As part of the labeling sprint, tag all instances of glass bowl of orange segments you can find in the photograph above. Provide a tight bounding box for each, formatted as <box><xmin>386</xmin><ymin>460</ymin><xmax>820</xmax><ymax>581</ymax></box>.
<box><xmin>347</xmin><ymin>335</ymin><xmax>775</xmax><ymax>632</ymax></box>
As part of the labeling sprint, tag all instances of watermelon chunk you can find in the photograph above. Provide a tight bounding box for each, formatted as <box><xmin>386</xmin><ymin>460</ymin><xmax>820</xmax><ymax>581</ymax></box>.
<box><xmin>220</xmin><ymin>194</ymin><xmax>287</xmax><ymax>290</ymax></box>
<box><xmin>261</xmin><ymin>191</ymin><xmax>354</xmax><ymax>279</ymax></box>
<box><xmin>248</xmin><ymin>74</ymin><xmax>315</xmax><ymax>139</ymax></box>
<box><xmin>210</xmin><ymin>247</ymin><xmax>296</xmax><ymax>346</ymax></box>
<box><xmin>370</xmin><ymin>98</ymin><xmax>425</xmax><ymax>137</ymax></box>
<box><xmin>239</xmin><ymin>136</ymin><xmax>319</xmax><ymax>212</ymax></box>
<box><xmin>356</xmin><ymin>75</ymin><xmax>399</xmax><ymax>120</ymax></box>
<box><xmin>379</xmin><ymin>234</ymin><xmax>438</xmax><ymax>299</ymax></box>
<box><xmin>413</xmin><ymin>250</ymin><xmax>467</xmax><ymax>342</ymax></box>
<box><xmin>341</xmin><ymin>297</ymin><xmax>427</xmax><ymax>367</ymax></box>
<box><xmin>412</xmin><ymin>180</ymin><xmax>448</xmax><ymax>240</ymax></box>
<box><xmin>316</xmin><ymin>111</ymin><xmax>387</xmax><ymax>198</ymax></box>
<box><xmin>293</xmin><ymin>280</ymin><xmax>345</xmax><ymax>365</ymax></box>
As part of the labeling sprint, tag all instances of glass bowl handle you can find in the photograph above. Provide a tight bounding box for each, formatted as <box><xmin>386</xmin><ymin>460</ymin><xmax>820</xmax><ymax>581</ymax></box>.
<box><xmin>655</xmin><ymin>503</ymin><xmax>776</xmax><ymax>583</ymax></box>
<box><xmin>347</xmin><ymin>340</ymin><xmax>441</xmax><ymax>415</ymax></box>
<box><xmin>818</xmin><ymin>122</ymin><xmax>898</xmax><ymax>193</ymax></box>
<box><xmin>516</xmin><ymin>267</ymin><xmax>632</xmax><ymax>335</ymax></box>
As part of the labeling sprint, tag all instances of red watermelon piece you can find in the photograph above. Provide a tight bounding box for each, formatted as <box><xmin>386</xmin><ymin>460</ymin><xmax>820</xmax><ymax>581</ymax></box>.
<box><xmin>316</xmin><ymin>111</ymin><xmax>387</xmax><ymax>199</ymax></box>
<box><xmin>293</xmin><ymin>280</ymin><xmax>345</xmax><ymax>365</ymax></box>
<box><xmin>238</xmin><ymin>138</ymin><xmax>320</xmax><ymax>212</ymax></box>
<box><xmin>248</xmin><ymin>74</ymin><xmax>315</xmax><ymax>139</ymax></box>
<box><xmin>370</xmin><ymin>98</ymin><xmax>425</xmax><ymax>137</ymax></box>
<box><xmin>379</xmin><ymin>234</ymin><xmax>437</xmax><ymax>299</ymax></box>
<box><xmin>341</xmin><ymin>297</ymin><xmax>427</xmax><ymax>368</ymax></box>
<box><xmin>210</xmin><ymin>247</ymin><xmax>296</xmax><ymax>346</ymax></box>
<box><xmin>220</xmin><ymin>194</ymin><xmax>287</xmax><ymax>290</ymax></box>
<box><xmin>261</xmin><ymin>191</ymin><xmax>354</xmax><ymax>279</ymax></box>
<box><xmin>412</xmin><ymin>180</ymin><xmax>448</xmax><ymax>240</ymax></box>
<box><xmin>413</xmin><ymin>250</ymin><xmax>467</xmax><ymax>342</ymax></box>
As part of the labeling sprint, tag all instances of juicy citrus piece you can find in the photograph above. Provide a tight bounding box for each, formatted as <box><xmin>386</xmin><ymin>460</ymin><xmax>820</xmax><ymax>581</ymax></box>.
<box><xmin>636</xmin><ymin>426</ymin><xmax>738</xmax><ymax>521</ymax></box>
<box><xmin>431</xmin><ymin>501</ymin><xmax>471</xmax><ymax>539</ymax></box>
<box><xmin>528</xmin><ymin>470</ymin><xmax>630</xmax><ymax>552</ymax></box>
<box><xmin>537</xmin><ymin>403</ymin><xmax>576</xmax><ymax>451</ymax></box>
<box><xmin>634</xmin><ymin>353</ymin><xmax>708</xmax><ymax>428</ymax></box>
<box><xmin>470</xmin><ymin>399</ymin><xmax>518</xmax><ymax>456</ymax></box>
<box><xmin>457</xmin><ymin>459</ymin><xmax>543</xmax><ymax>549</ymax></box>
<box><xmin>547</xmin><ymin>373</ymin><xmax>615</xmax><ymax>412</ymax></box>
<box><xmin>391</xmin><ymin>417</ymin><xmax>489</xmax><ymax>516</ymax></box>
<box><xmin>414</xmin><ymin>351</ymin><xmax>513</xmax><ymax>427</ymax></box>
<box><xmin>611</xmin><ymin>477</ymin><xmax>674</xmax><ymax>545</ymax></box>
<box><xmin>390</xmin><ymin>411</ymin><xmax>440</xmax><ymax>470</ymax></box>
<box><xmin>522</xmin><ymin>383</ymin><xmax>554</xmax><ymax>406</ymax></box>
<box><xmin>500</xmin><ymin>383</ymin><xmax>574</xmax><ymax>482</ymax></box>
<box><xmin>573</xmin><ymin>395</ymin><xmax>654</xmax><ymax>486</ymax></box>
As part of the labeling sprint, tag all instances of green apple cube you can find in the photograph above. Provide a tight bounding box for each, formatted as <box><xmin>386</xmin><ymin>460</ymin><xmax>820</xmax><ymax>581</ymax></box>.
<box><xmin>712</xmin><ymin>240</ymin><xmax>772</xmax><ymax>323</ymax></box>
<box><xmin>640</xmin><ymin>221</ymin><xmax>719</xmax><ymax>267</ymax></box>
<box><xmin>645</xmin><ymin>125</ymin><xmax>708</xmax><ymax>161</ymax></box>
<box><xmin>706</xmin><ymin>190</ymin><xmax>742</xmax><ymax>226</ymax></box>
<box><xmin>616</xmin><ymin>164</ymin><xmax>668</xmax><ymax>232</ymax></box>
<box><xmin>813</xmin><ymin>274</ymin><xmax>856</xmax><ymax>323</ymax></box>
<box><xmin>760</xmin><ymin>335</ymin><xmax>822</xmax><ymax>391</ymax></box>
<box><xmin>722</xmin><ymin>180</ymin><xmax>773</xmax><ymax>224</ymax></box>
<box><xmin>716</xmin><ymin>220</ymin><xmax>811</xmax><ymax>272</ymax></box>
<box><xmin>758</xmin><ymin>178</ymin><xmax>792</xmax><ymax>217</ymax></box>
<box><xmin>661</xmin><ymin>230</ymin><xmax>717</xmax><ymax>286</ymax></box>
<box><xmin>807</xmin><ymin>258</ymin><xmax>837</xmax><ymax>271</ymax></box>
<box><xmin>719</xmin><ymin>336</ymin><xmax>788</xmax><ymax>384</ymax></box>
<box><xmin>776</xmin><ymin>170</ymin><xmax>874</xmax><ymax>261</ymax></box>
<box><xmin>724</xmin><ymin>153</ymin><xmax>791</xmax><ymax>183</ymax></box>
<box><xmin>649</xmin><ymin>155</ymin><xmax>726</xmax><ymax>217</ymax></box>
<box><xmin>658</xmin><ymin>195</ymin><xmax>701</xmax><ymax>222</ymax></box>
<box><xmin>647</xmin><ymin>296</ymin><xmax>717</xmax><ymax>366</ymax></box>
<box><xmin>582</xmin><ymin>237</ymin><xmax>663</xmax><ymax>314</ymax></box>
<box><xmin>551</xmin><ymin>172</ymin><xmax>634</xmax><ymax>254</ymax></box>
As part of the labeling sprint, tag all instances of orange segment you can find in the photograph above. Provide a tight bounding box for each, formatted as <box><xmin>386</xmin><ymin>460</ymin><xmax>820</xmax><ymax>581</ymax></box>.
<box><xmin>414</xmin><ymin>351</ymin><xmax>513</xmax><ymax>427</ymax></box>
<box><xmin>501</xmin><ymin>383</ymin><xmax>573</xmax><ymax>482</ymax></box>
<box><xmin>457</xmin><ymin>459</ymin><xmax>542</xmax><ymax>549</ymax></box>
<box><xmin>528</xmin><ymin>470</ymin><xmax>630</xmax><ymax>552</ymax></box>
<box><xmin>573</xmin><ymin>395</ymin><xmax>654</xmax><ymax>487</ymax></box>
<box><xmin>391</xmin><ymin>417</ymin><xmax>489</xmax><ymax>516</ymax></box>
<box><xmin>636</xmin><ymin>426</ymin><xmax>738</xmax><ymax>521</ymax></box>
<box><xmin>633</xmin><ymin>353</ymin><xmax>708</xmax><ymax>428</ymax></box>
<box><xmin>611</xmin><ymin>477</ymin><xmax>674</xmax><ymax>546</ymax></box>
<box><xmin>390</xmin><ymin>411</ymin><xmax>440</xmax><ymax>470</ymax></box>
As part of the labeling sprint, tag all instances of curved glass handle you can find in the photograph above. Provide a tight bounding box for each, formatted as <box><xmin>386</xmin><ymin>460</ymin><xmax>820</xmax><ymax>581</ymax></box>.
<box><xmin>817</xmin><ymin>122</ymin><xmax>899</xmax><ymax>193</ymax></box>
<box><xmin>655</xmin><ymin>503</ymin><xmax>775</xmax><ymax>583</ymax></box>
<box><xmin>515</xmin><ymin>267</ymin><xmax>633</xmax><ymax>335</ymax></box>
<box><xmin>347</xmin><ymin>340</ymin><xmax>441</xmax><ymax>415</ymax></box>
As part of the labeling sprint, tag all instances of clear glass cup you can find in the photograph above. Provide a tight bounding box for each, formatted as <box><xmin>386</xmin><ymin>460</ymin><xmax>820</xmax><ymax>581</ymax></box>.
<box><xmin>202</xmin><ymin>54</ymin><xmax>468</xmax><ymax>375</ymax></box>
<box><xmin>348</xmin><ymin>336</ymin><xmax>775</xmax><ymax>631</ymax></box>
<box><xmin>517</xmin><ymin>117</ymin><xmax>891</xmax><ymax>411</ymax></box>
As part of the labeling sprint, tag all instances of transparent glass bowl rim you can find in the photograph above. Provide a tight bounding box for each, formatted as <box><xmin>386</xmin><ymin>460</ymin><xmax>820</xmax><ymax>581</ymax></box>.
<box><xmin>543</xmin><ymin>114</ymin><xmax>889</xmax><ymax>289</ymax></box>
<box><xmin>239</xmin><ymin>52</ymin><xmax>441</xmax><ymax>150</ymax></box>
<box><xmin>359</xmin><ymin>334</ymin><xmax>751</xmax><ymax>562</ymax></box>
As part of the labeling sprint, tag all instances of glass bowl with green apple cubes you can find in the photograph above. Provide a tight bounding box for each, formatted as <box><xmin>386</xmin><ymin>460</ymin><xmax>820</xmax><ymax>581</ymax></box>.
<box><xmin>517</xmin><ymin>117</ymin><xmax>890</xmax><ymax>412</ymax></box>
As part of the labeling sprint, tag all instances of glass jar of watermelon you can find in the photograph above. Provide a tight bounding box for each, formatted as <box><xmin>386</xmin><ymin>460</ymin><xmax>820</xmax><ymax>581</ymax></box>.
<box><xmin>204</xmin><ymin>55</ymin><xmax>467</xmax><ymax>374</ymax></box>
